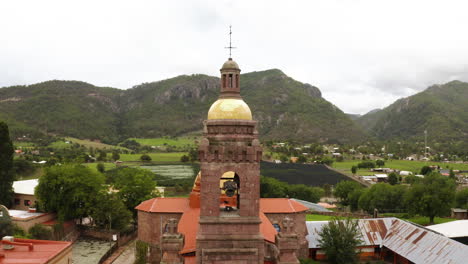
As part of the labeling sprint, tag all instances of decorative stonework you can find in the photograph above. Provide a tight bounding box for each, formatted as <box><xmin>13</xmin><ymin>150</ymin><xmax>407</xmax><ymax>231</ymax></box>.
<box><xmin>160</xmin><ymin>218</ymin><xmax>184</xmax><ymax>264</ymax></box>
<box><xmin>275</xmin><ymin>217</ymin><xmax>300</xmax><ymax>264</ymax></box>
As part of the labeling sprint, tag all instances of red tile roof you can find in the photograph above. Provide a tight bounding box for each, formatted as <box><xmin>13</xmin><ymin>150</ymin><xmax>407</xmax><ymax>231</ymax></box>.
<box><xmin>135</xmin><ymin>197</ymin><xmax>189</xmax><ymax>213</ymax></box>
<box><xmin>0</xmin><ymin>238</ymin><xmax>71</xmax><ymax>264</ymax></box>
<box><xmin>178</xmin><ymin>208</ymin><xmax>200</xmax><ymax>254</ymax></box>
<box><xmin>260</xmin><ymin>212</ymin><xmax>277</xmax><ymax>243</ymax></box>
<box><xmin>260</xmin><ymin>198</ymin><xmax>308</xmax><ymax>213</ymax></box>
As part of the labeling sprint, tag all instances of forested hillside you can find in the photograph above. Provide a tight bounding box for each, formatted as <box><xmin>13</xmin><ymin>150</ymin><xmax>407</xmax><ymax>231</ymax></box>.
<box><xmin>0</xmin><ymin>70</ymin><xmax>366</xmax><ymax>144</ymax></box>
<box><xmin>357</xmin><ymin>80</ymin><xmax>468</xmax><ymax>142</ymax></box>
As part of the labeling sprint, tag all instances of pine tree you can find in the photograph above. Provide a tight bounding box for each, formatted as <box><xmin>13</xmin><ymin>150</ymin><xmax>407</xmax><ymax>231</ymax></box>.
<box><xmin>0</xmin><ymin>122</ymin><xmax>14</xmax><ymax>207</ymax></box>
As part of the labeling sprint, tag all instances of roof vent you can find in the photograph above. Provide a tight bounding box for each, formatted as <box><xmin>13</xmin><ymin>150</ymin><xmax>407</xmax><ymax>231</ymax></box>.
<box><xmin>2</xmin><ymin>236</ymin><xmax>14</xmax><ymax>250</ymax></box>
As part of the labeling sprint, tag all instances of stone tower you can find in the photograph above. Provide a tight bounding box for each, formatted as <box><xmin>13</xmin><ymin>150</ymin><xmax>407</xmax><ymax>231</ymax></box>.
<box><xmin>196</xmin><ymin>58</ymin><xmax>264</xmax><ymax>263</ymax></box>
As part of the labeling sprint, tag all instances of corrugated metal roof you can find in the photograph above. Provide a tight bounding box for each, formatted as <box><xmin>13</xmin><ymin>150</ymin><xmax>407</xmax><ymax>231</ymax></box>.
<box><xmin>426</xmin><ymin>220</ymin><xmax>468</xmax><ymax>238</ymax></box>
<box><xmin>290</xmin><ymin>198</ymin><xmax>331</xmax><ymax>212</ymax></box>
<box><xmin>306</xmin><ymin>218</ymin><xmax>468</xmax><ymax>264</ymax></box>
<box><xmin>12</xmin><ymin>179</ymin><xmax>38</xmax><ymax>195</ymax></box>
<box><xmin>384</xmin><ymin>219</ymin><xmax>468</xmax><ymax>264</ymax></box>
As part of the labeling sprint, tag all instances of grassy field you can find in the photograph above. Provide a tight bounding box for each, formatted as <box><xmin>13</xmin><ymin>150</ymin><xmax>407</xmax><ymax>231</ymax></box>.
<box><xmin>47</xmin><ymin>137</ymin><xmax>129</xmax><ymax>150</ymax></box>
<box><xmin>332</xmin><ymin>159</ymin><xmax>468</xmax><ymax>176</ymax></box>
<box><xmin>306</xmin><ymin>214</ymin><xmax>351</xmax><ymax>221</ymax></box>
<box><xmin>308</xmin><ymin>213</ymin><xmax>456</xmax><ymax>226</ymax></box>
<box><xmin>116</xmin><ymin>152</ymin><xmax>187</xmax><ymax>162</ymax></box>
<box><xmin>130</xmin><ymin>137</ymin><xmax>197</xmax><ymax>147</ymax></box>
<box><xmin>82</xmin><ymin>162</ymin><xmax>117</xmax><ymax>172</ymax></box>
<box><xmin>13</xmin><ymin>141</ymin><xmax>36</xmax><ymax>148</ymax></box>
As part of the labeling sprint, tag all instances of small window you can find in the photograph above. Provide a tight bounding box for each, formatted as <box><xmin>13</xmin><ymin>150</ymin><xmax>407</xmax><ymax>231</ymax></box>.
<box><xmin>273</xmin><ymin>223</ymin><xmax>281</xmax><ymax>232</ymax></box>
<box><xmin>24</xmin><ymin>200</ymin><xmax>31</xmax><ymax>206</ymax></box>
<box><xmin>229</xmin><ymin>74</ymin><xmax>233</xmax><ymax>88</ymax></box>
<box><xmin>14</xmin><ymin>198</ymin><xmax>20</xmax><ymax>205</ymax></box>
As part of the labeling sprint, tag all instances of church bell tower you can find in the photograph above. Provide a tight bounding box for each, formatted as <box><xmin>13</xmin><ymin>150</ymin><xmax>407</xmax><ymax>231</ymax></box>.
<box><xmin>195</xmin><ymin>54</ymin><xmax>265</xmax><ymax>263</ymax></box>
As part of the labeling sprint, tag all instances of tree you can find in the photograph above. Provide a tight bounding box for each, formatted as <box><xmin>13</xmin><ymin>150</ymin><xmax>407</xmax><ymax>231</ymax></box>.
<box><xmin>0</xmin><ymin>205</ymin><xmax>14</xmax><ymax>238</ymax></box>
<box><xmin>0</xmin><ymin>122</ymin><xmax>14</xmax><ymax>207</ymax></box>
<box><xmin>111</xmin><ymin>167</ymin><xmax>158</xmax><ymax>214</ymax></box>
<box><xmin>449</xmin><ymin>169</ymin><xmax>456</xmax><ymax>179</ymax></box>
<box><xmin>455</xmin><ymin>188</ymin><xmax>468</xmax><ymax>209</ymax></box>
<box><xmin>297</xmin><ymin>155</ymin><xmax>307</xmax><ymax>163</ymax></box>
<box><xmin>112</xmin><ymin>152</ymin><xmax>120</xmax><ymax>161</ymax></box>
<box><xmin>357</xmin><ymin>161</ymin><xmax>375</xmax><ymax>169</ymax></box>
<box><xmin>405</xmin><ymin>172</ymin><xmax>456</xmax><ymax>224</ymax></box>
<box><xmin>91</xmin><ymin>192</ymin><xmax>132</xmax><ymax>231</ymax></box>
<box><xmin>180</xmin><ymin>155</ymin><xmax>189</xmax><ymax>163</ymax></box>
<box><xmin>36</xmin><ymin>165</ymin><xmax>105</xmax><ymax>220</ymax></box>
<box><xmin>351</xmin><ymin>166</ymin><xmax>357</xmax><ymax>175</ymax></box>
<box><xmin>317</xmin><ymin>218</ymin><xmax>362</xmax><ymax>264</ymax></box>
<box><xmin>376</xmin><ymin>160</ymin><xmax>385</xmax><ymax>167</ymax></box>
<box><xmin>358</xmin><ymin>183</ymin><xmax>407</xmax><ymax>213</ymax></box>
<box><xmin>334</xmin><ymin>181</ymin><xmax>362</xmax><ymax>206</ymax></box>
<box><xmin>97</xmin><ymin>163</ymin><xmax>105</xmax><ymax>173</ymax></box>
<box><xmin>97</xmin><ymin>151</ymin><xmax>107</xmax><ymax>162</ymax></box>
<box><xmin>29</xmin><ymin>223</ymin><xmax>52</xmax><ymax>240</ymax></box>
<box><xmin>420</xmin><ymin>165</ymin><xmax>432</xmax><ymax>175</ymax></box>
<box><xmin>388</xmin><ymin>172</ymin><xmax>398</xmax><ymax>185</ymax></box>
<box><xmin>140</xmin><ymin>154</ymin><xmax>152</xmax><ymax>162</ymax></box>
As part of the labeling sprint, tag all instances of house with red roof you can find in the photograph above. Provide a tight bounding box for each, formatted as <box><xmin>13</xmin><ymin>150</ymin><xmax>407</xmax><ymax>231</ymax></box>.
<box><xmin>0</xmin><ymin>237</ymin><xmax>72</xmax><ymax>264</ymax></box>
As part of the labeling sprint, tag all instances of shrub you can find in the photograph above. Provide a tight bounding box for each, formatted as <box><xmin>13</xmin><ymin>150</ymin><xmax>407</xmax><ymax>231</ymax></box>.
<box><xmin>29</xmin><ymin>224</ymin><xmax>52</xmax><ymax>240</ymax></box>
<box><xmin>140</xmin><ymin>154</ymin><xmax>152</xmax><ymax>162</ymax></box>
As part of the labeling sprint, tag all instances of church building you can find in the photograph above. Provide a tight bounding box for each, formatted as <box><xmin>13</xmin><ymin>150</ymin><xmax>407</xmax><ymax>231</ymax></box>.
<box><xmin>136</xmin><ymin>57</ymin><xmax>308</xmax><ymax>264</ymax></box>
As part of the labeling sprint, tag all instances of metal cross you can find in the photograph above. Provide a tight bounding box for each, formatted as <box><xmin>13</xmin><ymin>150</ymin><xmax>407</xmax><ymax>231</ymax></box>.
<box><xmin>225</xmin><ymin>25</ymin><xmax>236</xmax><ymax>58</ymax></box>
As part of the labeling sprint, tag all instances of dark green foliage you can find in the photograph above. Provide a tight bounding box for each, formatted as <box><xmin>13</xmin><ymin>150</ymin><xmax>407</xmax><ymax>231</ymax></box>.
<box><xmin>188</xmin><ymin>148</ymin><xmax>198</xmax><ymax>162</ymax></box>
<box><xmin>317</xmin><ymin>157</ymin><xmax>334</xmax><ymax>166</ymax></box>
<box><xmin>405</xmin><ymin>175</ymin><xmax>422</xmax><ymax>184</ymax></box>
<box><xmin>0</xmin><ymin>205</ymin><xmax>14</xmax><ymax>237</ymax></box>
<box><xmin>260</xmin><ymin>162</ymin><xmax>348</xmax><ymax>187</ymax></box>
<box><xmin>29</xmin><ymin>224</ymin><xmax>52</xmax><ymax>240</ymax></box>
<box><xmin>455</xmin><ymin>188</ymin><xmax>468</xmax><ymax>209</ymax></box>
<box><xmin>135</xmin><ymin>240</ymin><xmax>149</xmax><ymax>264</ymax></box>
<box><xmin>388</xmin><ymin>172</ymin><xmax>398</xmax><ymax>185</ymax></box>
<box><xmin>111</xmin><ymin>167</ymin><xmax>158</xmax><ymax>214</ymax></box>
<box><xmin>0</xmin><ymin>121</ymin><xmax>14</xmax><ymax>207</ymax></box>
<box><xmin>334</xmin><ymin>181</ymin><xmax>363</xmax><ymax>206</ymax></box>
<box><xmin>120</xmin><ymin>139</ymin><xmax>140</xmax><ymax>150</ymax></box>
<box><xmin>180</xmin><ymin>155</ymin><xmax>189</xmax><ymax>162</ymax></box>
<box><xmin>260</xmin><ymin>176</ymin><xmax>324</xmax><ymax>203</ymax></box>
<box><xmin>36</xmin><ymin>164</ymin><xmax>105</xmax><ymax>220</ymax></box>
<box><xmin>140</xmin><ymin>154</ymin><xmax>152</xmax><ymax>162</ymax></box>
<box><xmin>449</xmin><ymin>169</ymin><xmax>455</xmax><ymax>179</ymax></box>
<box><xmin>97</xmin><ymin>151</ymin><xmax>107</xmax><ymax>161</ymax></box>
<box><xmin>112</xmin><ymin>152</ymin><xmax>120</xmax><ymax>161</ymax></box>
<box><xmin>317</xmin><ymin>218</ymin><xmax>362</xmax><ymax>264</ymax></box>
<box><xmin>376</xmin><ymin>160</ymin><xmax>385</xmax><ymax>167</ymax></box>
<box><xmin>358</xmin><ymin>183</ymin><xmax>407</xmax><ymax>213</ymax></box>
<box><xmin>405</xmin><ymin>172</ymin><xmax>456</xmax><ymax>224</ymax></box>
<box><xmin>357</xmin><ymin>80</ymin><xmax>468</xmax><ymax>143</ymax></box>
<box><xmin>91</xmin><ymin>192</ymin><xmax>132</xmax><ymax>231</ymax></box>
<box><xmin>13</xmin><ymin>159</ymin><xmax>36</xmax><ymax>176</ymax></box>
<box><xmin>357</xmin><ymin>161</ymin><xmax>376</xmax><ymax>169</ymax></box>
<box><xmin>97</xmin><ymin>163</ymin><xmax>105</xmax><ymax>173</ymax></box>
<box><xmin>297</xmin><ymin>155</ymin><xmax>307</xmax><ymax>163</ymax></box>
<box><xmin>0</xmin><ymin>72</ymin><xmax>366</xmax><ymax>144</ymax></box>
<box><xmin>420</xmin><ymin>166</ymin><xmax>432</xmax><ymax>175</ymax></box>
<box><xmin>351</xmin><ymin>165</ymin><xmax>357</xmax><ymax>175</ymax></box>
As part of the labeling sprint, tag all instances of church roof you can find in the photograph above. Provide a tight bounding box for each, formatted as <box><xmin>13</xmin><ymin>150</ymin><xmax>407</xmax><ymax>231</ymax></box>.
<box><xmin>135</xmin><ymin>197</ymin><xmax>189</xmax><ymax>213</ymax></box>
<box><xmin>260</xmin><ymin>198</ymin><xmax>309</xmax><ymax>213</ymax></box>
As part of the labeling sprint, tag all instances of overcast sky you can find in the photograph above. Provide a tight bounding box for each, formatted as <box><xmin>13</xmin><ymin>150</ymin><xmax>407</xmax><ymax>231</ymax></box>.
<box><xmin>1</xmin><ymin>0</ymin><xmax>468</xmax><ymax>114</ymax></box>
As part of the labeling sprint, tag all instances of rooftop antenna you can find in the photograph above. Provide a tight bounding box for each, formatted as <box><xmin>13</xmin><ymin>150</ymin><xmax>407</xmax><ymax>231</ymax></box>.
<box><xmin>225</xmin><ymin>25</ymin><xmax>236</xmax><ymax>58</ymax></box>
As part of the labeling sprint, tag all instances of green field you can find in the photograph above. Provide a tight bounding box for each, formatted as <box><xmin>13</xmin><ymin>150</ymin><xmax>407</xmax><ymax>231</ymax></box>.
<box><xmin>306</xmin><ymin>214</ymin><xmax>351</xmax><ymax>221</ymax></box>
<box><xmin>130</xmin><ymin>137</ymin><xmax>197</xmax><ymax>147</ymax></box>
<box><xmin>116</xmin><ymin>152</ymin><xmax>187</xmax><ymax>162</ymax></box>
<box><xmin>13</xmin><ymin>141</ymin><xmax>36</xmax><ymax>148</ymax></box>
<box><xmin>82</xmin><ymin>162</ymin><xmax>117</xmax><ymax>172</ymax></box>
<box><xmin>47</xmin><ymin>137</ymin><xmax>129</xmax><ymax>150</ymax></box>
<box><xmin>332</xmin><ymin>159</ymin><xmax>468</xmax><ymax>176</ymax></box>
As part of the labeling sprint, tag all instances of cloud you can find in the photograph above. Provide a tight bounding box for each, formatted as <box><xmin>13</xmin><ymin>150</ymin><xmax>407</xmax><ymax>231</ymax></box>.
<box><xmin>1</xmin><ymin>0</ymin><xmax>468</xmax><ymax>114</ymax></box>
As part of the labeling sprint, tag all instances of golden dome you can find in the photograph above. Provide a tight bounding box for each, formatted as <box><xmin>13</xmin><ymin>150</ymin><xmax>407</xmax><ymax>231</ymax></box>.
<box><xmin>207</xmin><ymin>98</ymin><xmax>252</xmax><ymax>120</ymax></box>
<box><xmin>221</xmin><ymin>58</ymin><xmax>240</xmax><ymax>70</ymax></box>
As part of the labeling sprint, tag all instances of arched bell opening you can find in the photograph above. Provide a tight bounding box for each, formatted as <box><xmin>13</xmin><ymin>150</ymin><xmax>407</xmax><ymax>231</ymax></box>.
<box><xmin>219</xmin><ymin>171</ymin><xmax>240</xmax><ymax>213</ymax></box>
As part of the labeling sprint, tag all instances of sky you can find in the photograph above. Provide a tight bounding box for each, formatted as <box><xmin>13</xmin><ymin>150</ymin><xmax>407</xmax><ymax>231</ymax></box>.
<box><xmin>1</xmin><ymin>0</ymin><xmax>468</xmax><ymax>114</ymax></box>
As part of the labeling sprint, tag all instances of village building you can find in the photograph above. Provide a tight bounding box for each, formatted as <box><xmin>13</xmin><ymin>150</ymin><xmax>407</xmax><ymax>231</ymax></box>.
<box><xmin>0</xmin><ymin>236</ymin><xmax>72</xmax><ymax>264</ymax></box>
<box><xmin>11</xmin><ymin>179</ymin><xmax>38</xmax><ymax>211</ymax></box>
<box><xmin>307</xmin><ymin>218</ymin><xmax>468</xmax><ymax>264</ymax></box>
<box><xmin>136</xmin><ymin>57</ymin><xmax>309</xmax><ymax>264</ymax></box>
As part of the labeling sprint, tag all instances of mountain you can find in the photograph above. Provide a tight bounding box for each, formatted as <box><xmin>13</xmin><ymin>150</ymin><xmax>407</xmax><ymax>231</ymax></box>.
<box><xmin>356</xmin><ymin>80</ymin><xmax>468</xmax><ymax>142</ymax></box>
<box><xmin>0</xmin><ymin>70</ymin><xmax>366</xmax><ymax>144</ymax></box>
